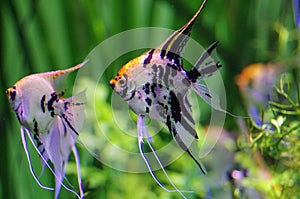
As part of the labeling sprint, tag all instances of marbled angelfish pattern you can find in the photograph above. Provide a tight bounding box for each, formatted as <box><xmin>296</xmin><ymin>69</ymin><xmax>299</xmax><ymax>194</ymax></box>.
<box><xmin>6</xmin><ymin>61</ymin><xmax>87</xmax><ymax>199</ymax></box>
<box><xmin>110</xmin><ymin>0</ymin><xmax>221</xmax><ymax>197</ymax></box>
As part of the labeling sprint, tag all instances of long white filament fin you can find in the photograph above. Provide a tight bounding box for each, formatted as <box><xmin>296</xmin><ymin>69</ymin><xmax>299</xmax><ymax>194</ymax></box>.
<box><xmin>22</xmin><ymin>127</ymin><xmax>81</xmax><ymax>199</ymax></box>
<box><xmin>20</xmin><ymin>127</ymin><xmax>54</xmax><ymax>191</ymax></box>
<box><xmin>192</xmin><ymin>82</ymin><xmax>247</xmax><ymax>118</ymax></box>
<box><xmin>72</xmin><ymin>145</ymin><xmax>84</xmax><ymax>198</ymax></box>
<box><xmin>137</xmin><ymin>115</ymin><xmax>192</xmax><ymax>198</ymax></box>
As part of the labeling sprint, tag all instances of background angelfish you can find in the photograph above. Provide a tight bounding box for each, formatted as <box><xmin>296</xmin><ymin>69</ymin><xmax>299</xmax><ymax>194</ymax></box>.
<box><xmin>6</xmin><ymin>61</ymin><xmax>88</xmax><ymax>199</ymax></box>
<box><xmin>110</xmin><ymin>0</ymin><xmax>222</xmax><ymax>198</ymax></box>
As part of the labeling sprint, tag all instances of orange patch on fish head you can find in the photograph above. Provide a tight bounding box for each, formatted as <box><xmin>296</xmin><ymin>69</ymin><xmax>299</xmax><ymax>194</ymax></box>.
<box><xmin>110</xmin><ymin>55</ymin><xmax>144</xmax><ymax>90</ymax></box>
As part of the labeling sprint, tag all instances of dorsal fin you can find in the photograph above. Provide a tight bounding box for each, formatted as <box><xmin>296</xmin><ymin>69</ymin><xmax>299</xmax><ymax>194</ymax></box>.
<box><xmin>40</xmin><ymin>60</ymin><xmax>88</xmax><ymax>92</ymax></box>
<box><xmin>158</xmin><ymin>0</ymin><xmax>207</xmax><ymax>68</ymax></box>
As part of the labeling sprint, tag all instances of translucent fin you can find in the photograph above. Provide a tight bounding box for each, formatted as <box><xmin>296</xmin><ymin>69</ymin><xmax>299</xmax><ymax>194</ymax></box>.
<box><xmin>156</xmin><ymin>0</ymin><xmax>207</xmax><ymax>68</ymax></box>
<box><xmin>137</xmin><ymin>115</ymin><xmax>192</xmax><ymax>198</ymax></box>
<box><xmin>186</xmin><ymin>42</ymin><xmax>221</xmax><ymax>82</ymax></box>
<box><xmin>20</xmin><ymin>126</ymin><xmax>54</xmax><ymax>191</ymax></box>
<box><xmin>42</xmin><ymin>117</ymin><xmax>78</xmax><ymax>198</ymax></box>
<box><xmin>166</xmin><ymin>117</ymin><xmax>207</xmax><ymax>174</ymax></box>
<box><xmin>40</xmin><ymin>60</ymin><xmax>88</xmax><ymax>92</ymax></box>
<box><xmin>72</xmin><ymin>145</ymin><xmax>84</xmax><ymax>198</ymax></box>
<box><xmin>192</xmin><ymin>82</ymin><xmax>245</xmax><ymax>118</ymax></box>
<box><xmin>22</xmin><ymin>126</ymin><xmax>82</xmax><ymax>199</ymax></box>
<box><xmin>55</xmin><ymin>90</ymin><xmax>86</xmax><ymax>138</ymax></box>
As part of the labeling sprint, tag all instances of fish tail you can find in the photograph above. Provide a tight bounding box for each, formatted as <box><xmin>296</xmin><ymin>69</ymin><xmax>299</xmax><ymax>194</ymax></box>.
<box><xmin>188</xmin><ymin>43</ymin><xmax>244</xmax><ymax>117</ymax></box>
<box><xmin>57</xmin><ymin>90</ymin><xmax>86</xmax><ymax>137</ymax></box>
<box><xmin>185</xmin><ymin>42</ymin><xmax>229</xmax><ymax>114</ymax></box>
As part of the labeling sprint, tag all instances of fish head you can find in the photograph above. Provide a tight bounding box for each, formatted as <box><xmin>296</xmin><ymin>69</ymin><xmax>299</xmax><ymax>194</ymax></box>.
<box><xmin>6</xmin><ymin>76</ymin><xmax>55</xmax><ymax>129</ymax></box>
<box><xmin>110</xmin><ymin>55</ymin><xmax>147</xmax><ymax>101</ymax></box>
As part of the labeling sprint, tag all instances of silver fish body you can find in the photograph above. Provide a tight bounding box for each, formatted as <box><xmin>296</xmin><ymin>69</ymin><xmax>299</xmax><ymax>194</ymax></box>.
<box><xmin>110</xmin><ymin>0</ymin><xmax>221</xmax><ymax>197</ymax></box>
<box><xmin>6</xmin><ymin>61</ymin><xmax>87</xmax><ymax>199</ymax></box>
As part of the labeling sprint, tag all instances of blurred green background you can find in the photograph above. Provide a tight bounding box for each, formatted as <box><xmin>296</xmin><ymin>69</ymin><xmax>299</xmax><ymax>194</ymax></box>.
<box><xmin>1</xmin><ymin>0</ymin><xmax>299</xmax><ymax>198</ymax></box>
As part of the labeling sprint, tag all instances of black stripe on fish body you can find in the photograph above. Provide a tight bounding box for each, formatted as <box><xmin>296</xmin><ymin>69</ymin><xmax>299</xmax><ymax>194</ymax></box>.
<box><xmin>157</xmin><ymin>100</ymin><xmax>169</xmax><ymax>113</ymax></box>
<box><xmin>40</xmin><ymin>95</ymin><xmax>46</xmax><ymax>113</ymax></box>
<box><xmin>33</xmin><ymin>118</ymin><xmax>38</xmax><ymax>134</ymax></box>
<box><xmin>160</xmin><ymin>49</ymin><xmax>167</xmax><ymax>60</ymax></box>
<box><xmin>156</xmin><ymin>99</ymin><xmax>169</xmax><ymax>113</ymax></box>
<box><xmin>128</xmin><ymin>90</ymin><xmax>136</xmax><ymax>100</ymax></box>
<box><xmin>160</xmin><ymin>13</ymin><xmax>197</xmax><ymax>65</ymax></box>
<box><xmin>32</xmin><ymin>119</ymin><xmax>43</xmax><ymax>147</ymax></box>
<box><xmin>169</xmin><ymin>91</ymin><xmax>181</xmax><ymax>123</ymax></box>
<box><xmin>160</xmin><ymin>32</ymin><xmax>189</xmax><ymax>62</ymax></box>
<box><xmin>175</xmin><ymin>92</ymin><xmax>198</xmax><ymax>139</ymax></box>
<box><xmin>150</xmin><ymin>84</ymin><xmax>157</xmax><ymax>98</ymax></box>
<box><xmin>14</xmin><ymin>103</ymin><xmax>22</xmax><ymax>122</ymax></box>
<box><xmin>165</xmin><ymin>115</ymin><xmax>176</xmax><ymax>137</ymax></box>
<box><xmin>165</xmin><ymin>34</ymin><xmax>190</xmax><ymax>66</ymax></box>
<box><xmin>148</xmin><ymin>83</ymin><xmax>165</xmax><ymax>99</ymax></box>
<box><xmin>205</xmin><ymin>93</ymin><xmax>212</xmax><ymax>98</ymax></box>
<box><xmin>166</xmin><ymin>63</ymin><xmax>180</xmax><ymax>77</ymax></box>
<box><xmin>144</xmin><ymin>49</ymin><xmax>155</xmax><ymax>65</ymax></box>
<box><xmin>186</xmin><ymin>67</ymin><xmax>201</xmax><ymax>83</ymax></box>
<box><xmin>150</xmin><ymin>65</ymin><xmax>163</xmax><ymax>88</ymax></box>
<box><xmin>61</xmin><ymin>113</ymin><xmax>79</xmax><ymax>136</ymax></box>
<box><xmin>186</xmin><ymin>42</ymin><xmax>221</xmax><ymax>82</ymax></box>
<box><xmin>145</xmin><ymin>97</ymin><xmax>152</xmax><ymax>106</ymax></box>
<box><xmin>64</xmin><ymin>102</ymin><xmax>70</xmax><ymax>111</ymax></box>
<box><xmin>47</xmin><ymin>92</ymin><xmax>58</xmax><ymax>114</ymax></box>
<box><xmin>146</xmin><ymin>107</ymin><xmax>150</xmax><ymax>113</ymax></box>
<box><xmin>142</xmin><ymin>82</ymin><xmax>150</xmax><ymax>95</ymax></box>
<box><xmin>61</xmin><ymin>118</ymin><xmax>68</xmax><ymax>137</ymax></box>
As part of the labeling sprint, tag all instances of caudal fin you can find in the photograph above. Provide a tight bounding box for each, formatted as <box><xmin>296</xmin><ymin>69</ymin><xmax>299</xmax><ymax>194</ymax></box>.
<box><xmin>186</xmin><ymin>42</ymin><xmax>221</xmax><ymax>83</ymax></box>
<box><xmin>55</xmin><ymin>90</ymin><xmax>86</xmax><ymax>137</ymax></box>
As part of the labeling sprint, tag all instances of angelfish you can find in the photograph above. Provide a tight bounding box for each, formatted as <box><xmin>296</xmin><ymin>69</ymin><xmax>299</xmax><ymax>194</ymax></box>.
<box><xmin>6</xmin><ymin>61</ymin><xmax>88</xmax><ymax>199</ymax></box>
<box><xmin>110</xmin><ymin>0</ymin><xmax>222</xmax><ymax>197</ymax></box>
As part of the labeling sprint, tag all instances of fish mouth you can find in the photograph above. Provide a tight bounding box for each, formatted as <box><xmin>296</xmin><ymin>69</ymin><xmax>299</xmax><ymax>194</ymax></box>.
<box><xmin>109</xmin><ymin>81</ymin><xmax>115</xmax><ymax>89</ymax></box>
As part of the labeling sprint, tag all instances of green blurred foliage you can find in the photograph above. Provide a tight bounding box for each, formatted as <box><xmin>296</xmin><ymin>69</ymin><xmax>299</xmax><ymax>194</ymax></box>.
<box><xmin>1</xmin><ymin>0</ymin><xmax>299</xmax><ymax>198</ymax></box>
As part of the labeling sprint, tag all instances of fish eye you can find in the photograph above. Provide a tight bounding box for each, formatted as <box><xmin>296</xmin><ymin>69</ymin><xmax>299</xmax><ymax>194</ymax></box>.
<box><xmin>118</xmin><ymin>76</ymin><xmax>127</xmax><ymax>88</ymax></box>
